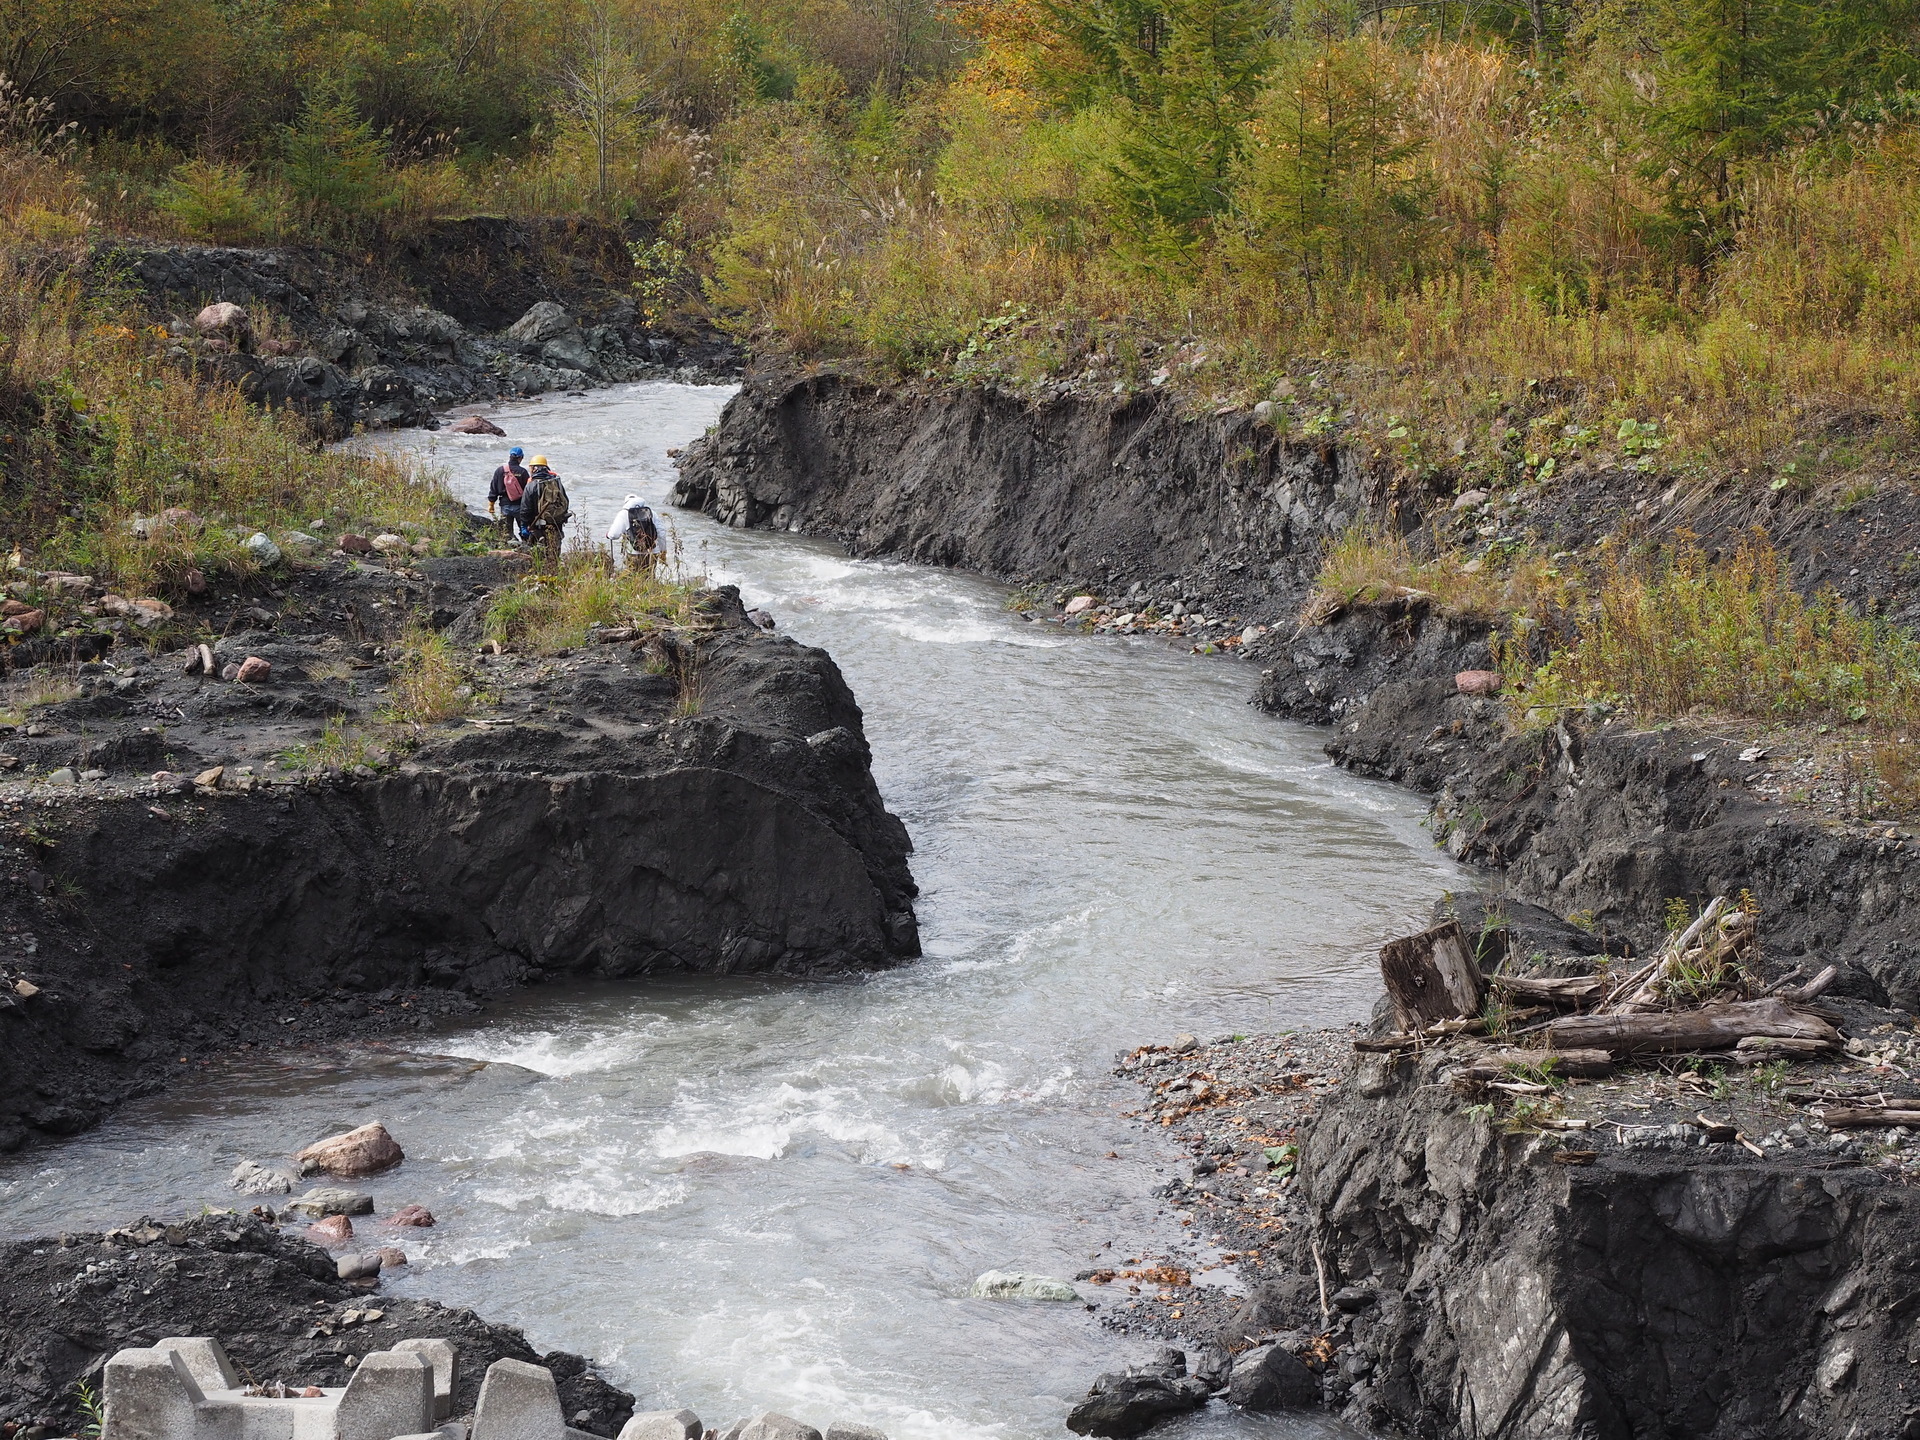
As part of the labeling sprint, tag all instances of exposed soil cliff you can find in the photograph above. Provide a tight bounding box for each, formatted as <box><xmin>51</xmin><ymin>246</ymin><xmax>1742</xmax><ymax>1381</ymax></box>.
<box><xmin>0</xmin><ymin>554</ymin><xmax>916</xmax><ymax>1153</ymax></box>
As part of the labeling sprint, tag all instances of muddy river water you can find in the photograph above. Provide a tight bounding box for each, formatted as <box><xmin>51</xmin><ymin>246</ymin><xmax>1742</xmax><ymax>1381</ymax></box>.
<box><xmin>0</xmin><ymin>383</ymin><xmax>1459</xmax><ymax>1439</ymax></box>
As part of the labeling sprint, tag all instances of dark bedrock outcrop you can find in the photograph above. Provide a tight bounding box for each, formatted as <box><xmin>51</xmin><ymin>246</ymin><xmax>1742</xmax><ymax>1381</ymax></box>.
<box><xmin>0</xmin><ymin>594</ymin><xmax>917</xmax><ymax>1151</ymax></box>
<box><xmin>669</xmin><ymin>367</ymin><xmax>1418</xmax><ymax>614</ymax></box>
<box><xmin>1254</xmin><ymin>601</ymin><xmax>1920</xmax><ymax>1002</ymax></box>
<box><xmin>1297</xmin><ymin>1048</ymin><xmax>1920</xmax><ymax>1440</ymax></box>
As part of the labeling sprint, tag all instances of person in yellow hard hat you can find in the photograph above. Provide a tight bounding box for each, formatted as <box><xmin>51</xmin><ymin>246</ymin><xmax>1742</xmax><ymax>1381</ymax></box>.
<box><xmin>518</xmin><ymin>455</ymin><xmax>571</xmax><ymax>559</ymax></box>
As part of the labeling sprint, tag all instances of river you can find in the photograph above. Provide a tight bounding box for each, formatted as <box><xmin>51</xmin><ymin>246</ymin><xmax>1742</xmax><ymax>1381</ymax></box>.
<box><xmin>0</xmin><ymin>382</ymin><xmax>1459</xmax><ymax>1440</ymax></box>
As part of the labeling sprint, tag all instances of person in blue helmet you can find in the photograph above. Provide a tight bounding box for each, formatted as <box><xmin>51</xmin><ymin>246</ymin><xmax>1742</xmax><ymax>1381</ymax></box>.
<box><xmin>487</xmin><ymin>447</ymin><xmax>528</xmax><ymax>539</ymax></box>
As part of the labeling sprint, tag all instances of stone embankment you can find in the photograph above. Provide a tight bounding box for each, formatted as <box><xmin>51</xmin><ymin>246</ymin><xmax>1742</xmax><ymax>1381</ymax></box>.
<box><xmin>102</xmin><ymin>217</ymin><xmax>739</xmax><ymax>437</ymax></box>
<box><xmin>0</xmin><ymin>550</ymin><xmax>917</xmax><ymax>1153</ymax></box>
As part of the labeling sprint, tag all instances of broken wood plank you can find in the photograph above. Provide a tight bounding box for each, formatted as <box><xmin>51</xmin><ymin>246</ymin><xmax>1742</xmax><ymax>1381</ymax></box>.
<box><xmin>1819</xmin><ymin>1107</ymin><xmax>1920</xmax><ymax>1129</ymax></box>
<box><xmin>1733</xmin><ymin>1035</ymin><xmax>1833</xmax><ymax>1056</ymax></box>
<box><xmin>1489</xmin><ymin>974</ymin><xmax>1606</xmax><ymax>1006</ymax></box>
<box><xmin>1380</xmin><ymin>920</ymin><xmax>1484</xmax><ymax>1032</ymax></box>
<box><xmin>1543</xmin><ymin>998</ymin><xmax>1842</xmax><ymax>1056</ymax></box>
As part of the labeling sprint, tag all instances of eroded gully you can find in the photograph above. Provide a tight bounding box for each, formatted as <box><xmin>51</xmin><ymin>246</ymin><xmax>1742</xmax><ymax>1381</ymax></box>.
<box><xmin>0</xmin><ymin>383</ymin><xmax>1459</xmax><ymax>1440</ymax></box>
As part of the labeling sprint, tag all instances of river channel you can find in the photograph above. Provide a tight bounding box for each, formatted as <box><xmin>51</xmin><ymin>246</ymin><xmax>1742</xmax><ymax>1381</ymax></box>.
<box><xmin>0</xmin><ymin>383</ymin><xmax>1459</xmax><ymax>1439</ymax></box>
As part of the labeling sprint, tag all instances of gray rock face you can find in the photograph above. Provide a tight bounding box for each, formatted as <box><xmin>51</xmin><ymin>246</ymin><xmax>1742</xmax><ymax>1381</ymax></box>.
<box><xmin>1224</xmin><ymin>1344</ymin><xmax>1318</xmax><ymax>1413</ymax></box>
<box><xmin>822</xmin><ymin>1425</ymin><xmax>888</xmax><ymax>1440</ymax></box>
<box><xmin>1295</xmin><ymin>1045</ymin><xmax>1920</xmax><ymax>1438</ymax></box>
<box><xmin>506</xmin><ymin>301</ymin><xmax>576</xmax><ymax>345</ymax></box>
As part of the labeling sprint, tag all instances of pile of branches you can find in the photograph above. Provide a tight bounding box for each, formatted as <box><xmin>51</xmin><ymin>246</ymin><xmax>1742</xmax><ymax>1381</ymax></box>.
<box><xmin>1364</xmin><ymin>898</ymin><xmax>1843</xmax><ymax>1066</ymax></box>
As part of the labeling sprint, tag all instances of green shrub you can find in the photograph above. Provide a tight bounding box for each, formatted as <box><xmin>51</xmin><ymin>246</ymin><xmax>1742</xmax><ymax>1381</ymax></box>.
<box><xmin>157</xmin><ymin>161</ymin><xmax>277</xmax><ymax>244</ymax></box>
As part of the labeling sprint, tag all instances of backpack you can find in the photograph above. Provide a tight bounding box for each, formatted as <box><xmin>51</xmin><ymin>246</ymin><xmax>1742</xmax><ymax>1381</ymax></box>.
<box><xmin>535</xmin><ymin>474</ymin><xmax>570</xmax><ymax>529</ymax></box>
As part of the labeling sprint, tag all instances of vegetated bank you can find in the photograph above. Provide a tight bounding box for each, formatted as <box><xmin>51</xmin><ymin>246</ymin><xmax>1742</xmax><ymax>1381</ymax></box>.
<box><xmin>676</xmin><ymin>362</ymin><xmax>1920</xmax><ymax>1439</ymax></box>
<box><xmin>0</xmin><ymin>540</ymin><xmax>918</xmax><ymax>1155</ymax></box>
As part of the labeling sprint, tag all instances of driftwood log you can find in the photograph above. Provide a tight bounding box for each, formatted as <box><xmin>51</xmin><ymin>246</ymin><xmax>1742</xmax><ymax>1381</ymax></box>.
<box><xmin>1380</xmin><ymin>920</ymin><xmax>1484</xmax><ymax>1031</ymax></box>
<box><xmin>1544</xmin><ymin>998</ymin><xmax>1840</xmax><ymax>1056</ymax></box>
<box><xmin>1460</xmin><ymin>1047</ymin><xmax>1615</xmax><ymax>1078</ymax></box>
<box><xmin>1821</xmin><ymin>1107</ymin><xmax>1920</xmax><ymax>1129</ymax></box>
<box><xmin>1489</xmin><ymin>974</ymin><xmax>1606</xmax><ymax>1007</ymax></box>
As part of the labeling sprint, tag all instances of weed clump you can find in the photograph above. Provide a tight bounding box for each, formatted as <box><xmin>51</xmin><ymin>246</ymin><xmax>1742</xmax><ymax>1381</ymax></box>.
<box><xmin>484</xmin><ymin>551</ymin><xmax>694</xmax><ymax>654</ymax></box>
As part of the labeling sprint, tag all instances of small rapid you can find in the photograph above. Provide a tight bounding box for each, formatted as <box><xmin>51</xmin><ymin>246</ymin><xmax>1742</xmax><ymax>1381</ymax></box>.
<box><xmin>0</xmin><ymin>383</ymin><xmax>1457</xmax><ymax>1439</ymax></box>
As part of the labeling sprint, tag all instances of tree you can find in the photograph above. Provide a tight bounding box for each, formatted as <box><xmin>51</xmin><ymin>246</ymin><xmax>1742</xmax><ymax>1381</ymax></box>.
<box><xmin>556</xmin><ymin>2</ymin><xmax>651</xmax><ymax>206</ymax></box>
<box><xmin>282</xmin><ymin>88</ymin><xmax>395</xmax><ymax>227</ymax></box>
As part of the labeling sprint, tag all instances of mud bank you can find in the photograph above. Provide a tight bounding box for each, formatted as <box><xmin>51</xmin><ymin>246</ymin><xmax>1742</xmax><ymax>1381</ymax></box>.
<box><xmin>0</xmin><ymin>1213</ymin><xmax>636</xmax><ymax>1435</ymax></box>
<box><xmin>0</xmin><ymin>557</ymin><xmax>916</xmax><ymax>1153</ymax></box>
<box><xmin>100</xmin><ymin>217</ymin><xmax>739</xmax><ymax>436</ymax></box>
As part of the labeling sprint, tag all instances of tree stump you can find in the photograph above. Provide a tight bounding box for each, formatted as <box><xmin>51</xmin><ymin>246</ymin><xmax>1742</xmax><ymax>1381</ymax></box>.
<box><xmin>1380</xmin><ymin>920</ymin><xmax>1484</xmax><ymax>1032</ymax></box>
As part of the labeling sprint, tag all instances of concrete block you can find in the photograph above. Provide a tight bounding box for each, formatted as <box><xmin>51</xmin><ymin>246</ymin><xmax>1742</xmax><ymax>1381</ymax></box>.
<box><xmin>103</xmin><ymin>1349</ymin><xmax>204</xmax><ymax>1440</ymax></box>
<box><xmin>617</xmin><ymin>1412</ymin><xmax>700</xmax><ymax>1440</ymax></box>
<box><xmin>737</xmin><ymin>1416</ymin><xmax>821</xmax><ymax>1440</ymax></box>
<box><xmin>334</xmin><ymin>1351</ymin><xmax>433</xmax><ymax>1440</ymax></box>
<box><xmin>471</xmin><ymin>1359</ymin><xmax>565</xmax><ymax>1440</ymax></box>
<box><xmin>154</xmin><ymin>1339</ymin><xmax>241</xmax><ymax>1396</ymax></box>
<box><xmin>393</xmin><ymin>1340</ymin><xmax>460</xmax><ymax>1420</ymax></box>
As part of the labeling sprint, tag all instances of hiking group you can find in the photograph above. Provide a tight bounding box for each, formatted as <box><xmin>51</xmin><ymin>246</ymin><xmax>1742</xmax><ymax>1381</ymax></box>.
<box><xmin>486</xmin><ymin>447</ymin><xmax>668</xmax><ymax>571</ymax></box>
<box><xmin>488</xmin><ymin>446</ymin><xmax>570</xmax><ymax>559</ymax></box>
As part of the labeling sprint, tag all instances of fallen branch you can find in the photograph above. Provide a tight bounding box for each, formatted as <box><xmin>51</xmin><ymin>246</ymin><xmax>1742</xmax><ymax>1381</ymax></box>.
<box><xmin>1543</xmin><ymin>998</ymin><xmax>1841</xmax><ymax>1056</ymax></box>
<box><xmin>1820</xmin><ymin>1107</ymin><xmax>1920</xmax><ymax>1129</ymax></box>
<box><xmin>1489</xmin><ymin>974</ymin><xmax>1606</xmax><ymax>1006</ymax></box>
<box><xmin>1794</xmin><ymin>965</ymin><xmax>1841</xmax><ymax>1002</ymax></box>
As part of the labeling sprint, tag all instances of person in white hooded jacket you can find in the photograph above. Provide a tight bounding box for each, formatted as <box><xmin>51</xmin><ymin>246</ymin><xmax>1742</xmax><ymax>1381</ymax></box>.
<box><xmin>607</xmin><ymin>493</ymin><xmax>666</xmax><ymax>571</ymax></box>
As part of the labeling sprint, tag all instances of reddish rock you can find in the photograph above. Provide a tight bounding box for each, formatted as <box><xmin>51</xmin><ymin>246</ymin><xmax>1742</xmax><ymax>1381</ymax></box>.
<box><xmin>339</xmin><ymin>534</ymin><xmax>375</xmax><ymax>555</ymax></box>
<box><xmin>1455</xmin><ymin>670</ymin><xmax>1503</xmax><ymax>695</ymax></box>
<box><xmin>450</xmin><ymin>415</ymin><xmax>507</xmax><ymax>436</ymax></box>
<box><xmin>308</xmin><ymin>1214</ymin><xmax>353</xmax><ymax>1245</ymax></box>
<box><xmin>194</xmin><ymin>302</ymin><xmax>251</xmax><ymax>348</ymax></box>
<box><xmin>375</xmin><ymin>1247</ymin><xmax>409</xmax><ymax>1269</ymax></box>
<box><xmin>8</xmin><ymin>609</ymin><xmax>44</xmax><ymax>635</ymax></box>
<box><xmin>386</xmin><ymin>1204</ymin><xmax>435</xmax><ymax>1227</ymax></box>
<box><xmin>297</xmin><ymin>1121</ymin><xmax>405</xmax><ymax>1178</ymax></box>
<box><xmin>235</xmin><ymin>655</ymin><xmax>271</xmax><ymax>684</ymax></box>
<box><xmin>1063</xmin><ymin>595</ymin><xmax>1096</xmax><ymax>616</ymax></box>
<box><xmin>185</xmin><ymin>568</ymin><xmax>208</xmax><ymax>595</ymax></box>
<box><xmin>1</xmin><ymin>599</ymin><xmax>31</xmax><ymax>617</ymax></box>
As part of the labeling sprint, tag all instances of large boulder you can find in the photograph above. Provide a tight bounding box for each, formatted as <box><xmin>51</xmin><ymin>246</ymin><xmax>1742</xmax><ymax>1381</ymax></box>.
<box><xmin>1225</xmin><ymin>1343</ymin><xmax>1319</xmax><ymax>1412</ymax></box>
<box><xmin>228</xmin><ymin>1160</ymin><xmax>294</xmax><ymax>1195</ymax></box>
<box><xmin>450</xmin><ymin>415</ymin><xmax>507</xmax><ymax>436</ymax></box>
<box><xmin>1066</xmin><ymin>1362</ymin><xmax>1208</xmax><ymax>1438</ymax></box>
<box><xmin>618</xmin><ymin>1411</ymin><xmax>702</xmax><ymax>1440</ymax></box>
<box><xmin>296</xmin><ymin>1122</ymin><xmax>404</xmax><ymax>1178</ymax></box>
<box><xmin>506</xmin><ymin>301</ymin><xmax>576</xmax><ymax>345</ymax></box>
<box><xmin>735</xmin><ymin>1415</ymin><xmax>821</xmax><ymax>1440</ymax></box>
<box><xmin>968</xmin><ymin>1270</ymin><xmax>1078</xmax><ymax>1301</ymax></box>
<box><xmin>195</xmin><ymin>302</ymin><xmax>252</xmax><ymax>351</ymax></box>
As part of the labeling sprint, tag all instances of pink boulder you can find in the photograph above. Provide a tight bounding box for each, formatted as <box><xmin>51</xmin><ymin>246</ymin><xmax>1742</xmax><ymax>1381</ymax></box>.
<box><xmin>375</xmin><ymin>1247</ymin><xmax>409</xmax><ymax>1269</ymax></box>
<box><xmin>235</xmin><ymin>655</ymin><xmax>271</xmax><ymax>684</ymax></box>
<box><xmin>339</xmin><ymin>534</ymin><xmax>375</xmax><ymax>555</ymax></box>
<box><xmin>450</xmin><ymin>415</ymin><xmax>507</xmax><ymax>436</ymax></box>
<box><xmin>387</xmin><ymin>1204</ymin><xmax>436</xmax><ymax>1227</ymax></box>
<box><xmin>297</xmin><ymin>1121</ymin><xmax>405</xmax><ymax>1178</ymax></box>
<box><xmin>308</xmin><ymin>1214</ymin><xmax>353</xmax><ymax>1245</ymax></box>
<box><xmin>1455</xmin><ymin>670</ymin><xmax>1503</xmax><ymax>695</ymax></box>
<box><xmin>194</xmin><ymin>302</ymin><xmax>251</xmax><ymax>344</ymax></box>
<box><xmin>7</xmin><ymin>609</ymin><xmax>44</xmax><ymax>635</ymax></box>
<box><xmin>1063</xmin><ymin>595</ymin><xmax>1096</xmax><ymax>616</ymax></box>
